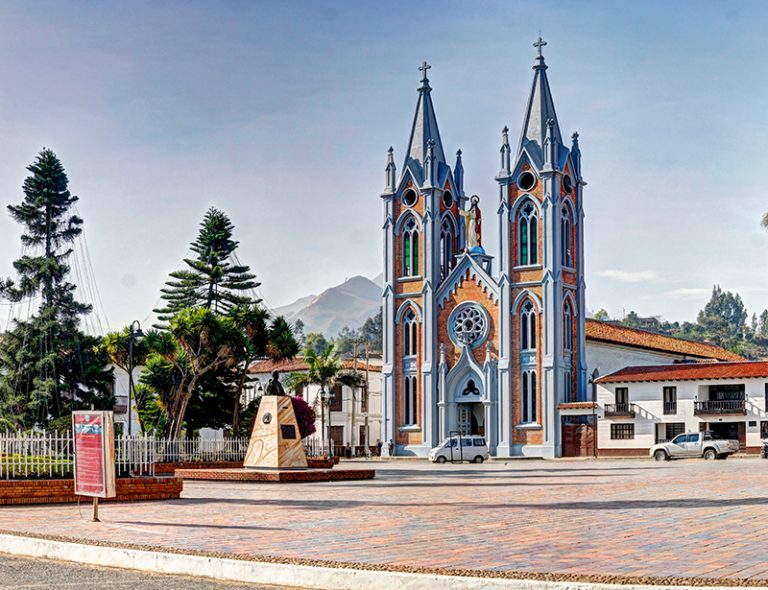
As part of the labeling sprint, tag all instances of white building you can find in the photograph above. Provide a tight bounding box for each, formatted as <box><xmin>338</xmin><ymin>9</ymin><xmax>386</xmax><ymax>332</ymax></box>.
<box><xmin>595</xmin><ymin>361</ymin><xmax>768</xmax><ymax>455</ymax></box>
<box><xmin>248</xmin><ymin>357</ymin><xmax>384</xmax><ymax>454</ymax></box>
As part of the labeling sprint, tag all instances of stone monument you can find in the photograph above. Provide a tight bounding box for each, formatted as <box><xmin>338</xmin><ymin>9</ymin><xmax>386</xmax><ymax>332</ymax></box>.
<box><xmin>244</xmin><ymin>394</ymin><xmax>308</xmax><ymax>470</ymax></box>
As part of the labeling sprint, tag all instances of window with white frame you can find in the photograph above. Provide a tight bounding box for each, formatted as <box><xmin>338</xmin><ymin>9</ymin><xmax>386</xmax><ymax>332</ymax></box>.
<box><xmin>521</xmin><ymin>370</ymin><xmax>537</xmax><ymax>423</ymax></box>
<box><xmin>403</xmin><ymin>375</ymin><xmax>417</xmax><ymax>425</ymax></box>
<box><xmin>561</xmin><ymin>205</ymin><xmax>573</xmax><ymax>268</ymax></box>
<box><xmin>403</xmin><ymin>309</ymin><xmax>417</xmax><ymax>357</ymax></box>
<box><xmin>518</xmin><ymin>201</ymin><xmax>538</xmax><ymax>266</ymax></box>
<box><xmin>440</xmin><ymin>217</ymin><xmax>454</xmax><ymax>280</ymax></box>
<box><xmin>520</xmin><ymin>300</ymin><xmax>537</xmax><ymax>351</ymax></box>
<box><xmin>402</xmin><ymin>217</ymin><xmax>419</xmax><ymax>277</ymax></box>
<box><xmin>563</xmin><ymin>299</ymin><xmax>573</xmax><ymax>352</ymax></box>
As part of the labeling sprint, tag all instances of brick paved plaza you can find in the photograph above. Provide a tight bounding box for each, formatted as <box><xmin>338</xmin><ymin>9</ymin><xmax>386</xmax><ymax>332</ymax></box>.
<box><xmin>2</xmin><ymin>459</ymin><xmax>768</xmax><ymax>582</ymax></box>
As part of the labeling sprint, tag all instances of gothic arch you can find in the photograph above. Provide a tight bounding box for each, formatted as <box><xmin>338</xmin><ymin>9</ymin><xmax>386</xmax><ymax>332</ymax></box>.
<box><xmin>512</xmin><ymin>290</ymin><xmax>542</xmax><ymax>314</ymax></box>
<box><xmin>394</xmin><ymin>210</ymin><xmax>422</xmax><ymax>235</ymax></box>
<box><xmin>395</xmin><ymin>299</ymin><xmax>423</xmax><ymax>324</ymax></box>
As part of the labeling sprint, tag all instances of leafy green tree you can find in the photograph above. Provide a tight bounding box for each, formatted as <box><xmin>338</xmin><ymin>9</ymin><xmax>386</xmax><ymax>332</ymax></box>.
<box><xmin>284</xmin><ymin>344</ymin><xmax>366</xmax><ymax>407</ymax></box>
<box><xmin>333</xmin><ymin>325</ymin><xmax>360</xmax><ymax>355</ymax></box>
<box><xmin>0</xmin><ymin>149</ymin><xmax>112</xmax><ymax>429</ymax></box>
<box><xmin>592</xmin><ymin>308</ymin><xmax>611</xmax><ymax>321</ymax></box>
<box><xmin>360</xmin><ymin>308</ymin><xmax>383</xmax><ymax>352</ymax></box>
<box><xmin>153</xmin><ymin>207</ymin><xmax>260</xmax><ymax>326</ymax></box>
<box><xmin>305</xmin><ymin>332</ymin><xmax>330</xmax><ymax>355</ymax></box>
<box><xmin>696</xmin><ymin>285</ymin><xmax>747</xmax><ymax>348</ymax></box>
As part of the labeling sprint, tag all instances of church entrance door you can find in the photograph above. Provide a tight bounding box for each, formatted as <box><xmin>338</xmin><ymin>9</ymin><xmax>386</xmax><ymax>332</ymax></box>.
<box><xmin>457</xmin><ymin>403</ymin><xmax>484</xmax><ymax>436</ymax></box>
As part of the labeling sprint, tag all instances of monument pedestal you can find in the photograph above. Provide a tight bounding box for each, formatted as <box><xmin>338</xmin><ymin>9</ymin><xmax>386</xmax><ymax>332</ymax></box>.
<box><xmin>244</xmin><ymin>396</ymin><xmax>308</xmax><ymax>470</ymax></box>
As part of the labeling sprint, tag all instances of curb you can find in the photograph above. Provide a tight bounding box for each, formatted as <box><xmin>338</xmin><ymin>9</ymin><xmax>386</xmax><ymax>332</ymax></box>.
<box><xmin>0</xmin><ymin>533</ymin><xmax>751</xmax><ymax>590</ymax></box>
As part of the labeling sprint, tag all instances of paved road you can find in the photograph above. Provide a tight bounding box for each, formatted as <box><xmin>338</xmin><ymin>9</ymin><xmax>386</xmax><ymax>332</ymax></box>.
<box><xmin>0</xmin><ymin>554</ymin><xmax>290</xmax><ymax>589</ymax></box>
<box><xmin>1</xmin><ymin>459</ymin><xmax>768</xmax><ymax>581</ymax></box>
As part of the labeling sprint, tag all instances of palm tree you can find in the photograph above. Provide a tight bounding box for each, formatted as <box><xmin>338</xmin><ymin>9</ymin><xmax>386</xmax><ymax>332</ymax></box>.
<box><xmin>285</xmin><ymin>344</ymin><xmax>365</xmax><ymax>451</ymax></box>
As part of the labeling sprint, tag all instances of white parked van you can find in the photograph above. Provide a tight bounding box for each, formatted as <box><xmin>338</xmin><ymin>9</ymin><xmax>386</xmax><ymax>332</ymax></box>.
<box><xmin>429</xmin><ymin>436</ymin><xmax>490</xmax><ymax>464</ymax></box>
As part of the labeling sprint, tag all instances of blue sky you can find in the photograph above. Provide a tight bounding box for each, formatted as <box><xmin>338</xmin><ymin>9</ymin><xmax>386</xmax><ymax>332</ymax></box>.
<box><xmin>0</xmin><ymin>0</ymin><xmax>766</xmax><ymax>331</ymax></box>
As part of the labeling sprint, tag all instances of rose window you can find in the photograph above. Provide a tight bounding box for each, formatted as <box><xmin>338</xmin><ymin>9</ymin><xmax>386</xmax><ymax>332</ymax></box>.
<box><xmin>452</xmin><ymin>305</ymin><xmax>487</xmax><ymax>346</ymax></box>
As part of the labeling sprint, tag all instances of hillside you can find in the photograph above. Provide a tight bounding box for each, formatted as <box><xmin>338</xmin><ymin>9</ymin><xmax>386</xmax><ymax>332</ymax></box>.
<box><xmin>273</xmin><ymin>275</ymin><xmax>381</xmax><ymax>338</ymax></box>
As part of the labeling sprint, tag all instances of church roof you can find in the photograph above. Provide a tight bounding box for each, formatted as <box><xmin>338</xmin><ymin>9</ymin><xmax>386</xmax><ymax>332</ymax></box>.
<box><xmin>596</xmin><ymin>361</ymin><xmax>768</xmax><ymax>384</ymax></box>
<box><xmin>585</xmin><ymin>319</ymin><xmax>743</xmax><ymax>362</ymax></box>
<box><xmin>517</xmin><ymin>38</ymin><xmax>564</xmax><ymax>168</ymax></box>
<box><xmin>403</xmin><ymin>62</ymin><xmax>447</xmax><ymax>185</ymax></box>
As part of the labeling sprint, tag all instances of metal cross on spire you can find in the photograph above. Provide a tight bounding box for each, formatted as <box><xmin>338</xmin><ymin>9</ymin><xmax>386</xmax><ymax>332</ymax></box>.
<box><xmin>533</xmin><ymin>36</ymin><xmax>547</xmax><ymax>59</ymax></box>
<box><xmin>419</xmin><ymin>60</ymin><xmax>431</xmax><ymax>84</ymax></box>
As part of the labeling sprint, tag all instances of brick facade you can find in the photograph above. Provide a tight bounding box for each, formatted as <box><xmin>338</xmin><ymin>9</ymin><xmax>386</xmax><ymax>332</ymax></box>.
<box><xmin>0</xmin><ymin>477</ymin><xmax>182</xmax><ymax>506</ymax></box>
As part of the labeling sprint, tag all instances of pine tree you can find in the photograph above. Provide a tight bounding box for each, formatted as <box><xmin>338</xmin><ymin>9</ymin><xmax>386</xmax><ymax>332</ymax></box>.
<box><xmin>153</xmin><ymin>208</ymin><xmax>260</xmax><ymax>325</ymax></box>
<box><xmin>0</xmin><ymin>149</ymin><xmax>113</xmax><ymax>429</ymax></box>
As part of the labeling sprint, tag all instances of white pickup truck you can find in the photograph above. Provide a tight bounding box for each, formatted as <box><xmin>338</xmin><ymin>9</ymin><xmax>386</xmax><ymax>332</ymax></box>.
<box><xmin>650</xmin><ymin>431</ymin><xmax>739</xmax><ymax>461</ymax></box>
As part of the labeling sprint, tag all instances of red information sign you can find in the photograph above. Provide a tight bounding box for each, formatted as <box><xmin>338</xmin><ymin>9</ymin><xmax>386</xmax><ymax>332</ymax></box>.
<box><xmin>73</xmin><ymin>411</ymin><xmax>116</xmax><ymax>499</ymax></box>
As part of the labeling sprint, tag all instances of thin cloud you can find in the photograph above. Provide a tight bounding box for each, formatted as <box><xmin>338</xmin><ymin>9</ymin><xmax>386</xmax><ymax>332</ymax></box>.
<box><xmin>665</xmin><ymin>288</ymin><xmax>711</xmax><ymax>298</ymax></box>
<box><xmin>597</xmin><ymin>270</ymin><xmax>660</xmax><ymax>283</ymax></box>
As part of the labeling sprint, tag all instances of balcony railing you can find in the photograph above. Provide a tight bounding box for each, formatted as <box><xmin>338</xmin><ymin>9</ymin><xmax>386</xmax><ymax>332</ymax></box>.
<box><xmin>663</xmin><ymin>402</ymin><xmax>677</xmax><ymax>415</ymax></box>
<box><xmin>604</xmin><ymin>403</ymin><xmax>636</xmax><ymax>418</ymax></box>
<box><xmin>693</xmin><ymin>400</ymin><xmax>746</xmax><ymax>416</ymax></box>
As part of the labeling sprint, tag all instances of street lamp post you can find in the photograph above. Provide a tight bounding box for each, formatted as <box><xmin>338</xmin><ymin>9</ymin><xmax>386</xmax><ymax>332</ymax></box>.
<box><xmin>589</xmin><ymin>368</ymin><xmax>600</xmax><ymax>458</ymax></box>
<box><xmin>127</xmin><ymin>320</ymin><xmax>144</xmax><ymax>437</ymax></box>
<box><xmin>320</xmin><ymin>388</ymin><xmax>333</xmax><ymax>458</ymax></box>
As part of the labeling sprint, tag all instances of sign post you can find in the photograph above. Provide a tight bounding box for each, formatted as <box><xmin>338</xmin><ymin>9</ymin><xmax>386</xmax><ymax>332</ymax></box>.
<box><xmin>72</xmin><ymin>411</ymin><xmax>116</xmax><ymax>521</ymax></box>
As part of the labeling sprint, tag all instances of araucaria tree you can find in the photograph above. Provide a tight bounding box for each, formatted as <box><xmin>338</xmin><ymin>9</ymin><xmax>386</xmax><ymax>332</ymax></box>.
<box><xmin>0</xmin><ymin>149</ymin><xmax>112</xmax><ymax>429</ymax></box>
<box><xmin>153</xmin><ymin>207</ymin><xmax>260</xmax><ymax>325</ymax></box>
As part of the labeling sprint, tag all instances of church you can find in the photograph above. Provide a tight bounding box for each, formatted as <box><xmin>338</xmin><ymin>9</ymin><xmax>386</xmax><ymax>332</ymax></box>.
<box><xmin>380</xmin><ymin>39</ymin><xmax>587</xmax><ymax>458</ymax></box>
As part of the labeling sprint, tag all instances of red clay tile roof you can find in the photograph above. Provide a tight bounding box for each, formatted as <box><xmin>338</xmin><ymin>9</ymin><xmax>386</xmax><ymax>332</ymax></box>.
<box><xmin>249</xmin><ymin>358</ymin><xmax>381</xmax><ymax>374</ymax></box>
<box><xmin>585</xmin><ymin>319</ymin><xmax>742</xmax><ymax>362</ymax></box>
<box><xmin>596</xmin><ymin>361</ymin><xmax>768</xmax><ymax>384</ymax></box>
<box><xmin>558</xmin><ymin>402</ymin><xmax>596</xmax><ymax>409</ymax></box>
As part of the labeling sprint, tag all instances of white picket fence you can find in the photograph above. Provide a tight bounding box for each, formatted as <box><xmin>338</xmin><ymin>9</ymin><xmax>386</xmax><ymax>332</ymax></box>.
<box><xmin>0</xmin><ymin>431</ymin><xmax>334</xmax><ymax>479</ymax></box>
<box><xmin>0</xmin><ymin>431</ymin><xmax>249</xmax><ymax>480</ymax></box>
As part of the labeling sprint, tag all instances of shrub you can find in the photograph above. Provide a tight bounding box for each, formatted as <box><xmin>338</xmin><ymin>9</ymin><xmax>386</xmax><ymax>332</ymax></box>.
<box><xmin>291</xmin><ymin>396</ymin><xmax>316</xmax><ymax>438</ymax></box>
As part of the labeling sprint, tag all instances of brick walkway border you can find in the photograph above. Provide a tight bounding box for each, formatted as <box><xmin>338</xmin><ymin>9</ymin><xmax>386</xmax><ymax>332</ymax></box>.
<box><xmin>0</xmin><ymin>529</ymin><xmax>763</xmax><ymax>589</ymax></box>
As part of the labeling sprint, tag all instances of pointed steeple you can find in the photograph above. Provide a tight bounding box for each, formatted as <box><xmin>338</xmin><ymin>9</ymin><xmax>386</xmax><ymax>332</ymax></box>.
<box><xmin>454</xmin><ymin>149</ymin><xmax>464</xmax><ymax>196</ymax></box>
<box><xmin>404</xmin><ymin>61</ymin><xmax>446</xmax><ymax>179</ymax></box>
<box><xmin>517</xmin><ymin>37</ymin><xmax>563</xmax><ymax>162</ymax></box>
<box><xmin>384</xmin><ymin>146</ymin><xmax>397</xmax><ymax>193</ymax></box>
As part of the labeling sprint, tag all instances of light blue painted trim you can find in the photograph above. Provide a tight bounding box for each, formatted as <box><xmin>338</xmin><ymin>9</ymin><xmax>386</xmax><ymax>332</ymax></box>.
<box><xmin>447</xmin><ymin>301</ymin><xmax>491</xmax><ymax>350</ymax></box>
<box><xmin>394</xmin><ymin>209</ymin><xmax>423</xmax><ymax>235</ymax></box>
<box><xmin>395</xmin><ymin>299</ymin><xmax>423</xmax><ymax>324</ymax></box>
<box><xmin>511</xmin><ymin>289</ymin><xmax>542</xmax><ymax>314</ymax></box>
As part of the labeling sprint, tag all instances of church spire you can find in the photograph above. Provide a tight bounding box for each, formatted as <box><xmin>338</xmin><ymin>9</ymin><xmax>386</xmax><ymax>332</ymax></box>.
<box><xmin>404</xmin><ymin>61</ymin><xmax>446</xmax><ymax>178</ymax></box>
<box><xmin>517</xmin><ymin>37</ymin><xmax>563</xmax><ymax>162</ymax></box>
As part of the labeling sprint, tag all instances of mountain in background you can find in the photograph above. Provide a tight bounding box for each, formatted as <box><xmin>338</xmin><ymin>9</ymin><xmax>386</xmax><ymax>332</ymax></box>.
<box><xmin>273</xmin><ymin>275</ymin><xmax>381</xmax><ymax>338</ymax></box>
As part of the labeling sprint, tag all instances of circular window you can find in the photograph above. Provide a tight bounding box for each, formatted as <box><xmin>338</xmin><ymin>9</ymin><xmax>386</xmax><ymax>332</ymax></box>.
<box><xmin>517</xmin><ymin>171</ymin><xmax>536</xmax><ymax>192</ymax></box>
<box><xmin>563</xmin><ymin>176</ymin><xmax>573</xmax><ymax>193</ymax></box>
<box><xmin>402</xmin><ymin>189</ymin><xmax>417</xmax><ymax>207</ymax></box>
<box><xmin>449</xmin><ymin>303</ymin><xmax>489</xmax><ymax>348</ymax></box>
<box><xmin>442</xmin><ymin>191</ymin><xmax>453</xmax><ymax>208</ymax></box>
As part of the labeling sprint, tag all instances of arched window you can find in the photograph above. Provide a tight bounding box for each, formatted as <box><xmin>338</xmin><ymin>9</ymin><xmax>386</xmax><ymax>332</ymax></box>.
<box><xmin>561</xmin><ymin>205</ymin><xmax>573</xmax><ymax>268</ymax></box>
<box><xmin>403</xmin><ymin>375</ymin><xmax>417</xmax><ymax>425</ymax></box>
<box><xmin>518</xmin><ymin>201</ymin><xmax>538</xmax><ymax>266</ymax></box>
<box><xmin>521</xmin><ymin>370</ymin><xmax>537</xmax><ymax>423</ymax></box>
<box><xmin>440</xmin><ymin>217</ymin><xmax>454</xmax><ymax>279</ymax></box>
<box><xmin>403</xmin><ymin>309</ymin><xmax>417</xmax><ymax>357</ymax></box>
<box><xmin>520</xmin><ymin>300</ymin><xmax>537</xmax><ymax>351</ymax></box>
<box><xmin>403</xmin><ymin>217</ymin><xmax>419</xmax><ymax>277</ymax></box>
<box><xmin>564</xmin><ymin>299</ymin><xmax>573</xmax><ymax>352</ymax></box>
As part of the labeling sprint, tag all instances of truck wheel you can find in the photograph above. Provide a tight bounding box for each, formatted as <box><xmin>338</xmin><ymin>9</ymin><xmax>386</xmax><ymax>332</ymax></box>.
<box><xmin>654</xmin><ymin>450</ymin><xmax>668</xmax><ymax>462</ymax></box>
<box><xmin>473</xmin><ymin>456</ymin><xmax>484</xmax><ymax>464</ymax></box>
<box><xmin>436</xmin><ymin>456</ymin><xmax>447</xmax><ymax>464</ymax></box>
<box><xmin>703</xmin><ymin>448</ymin><xmax>717</xmax><ymax>461</ymax></box>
